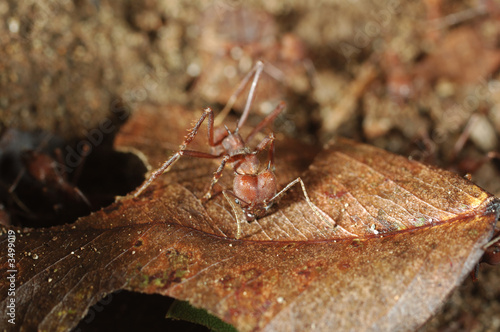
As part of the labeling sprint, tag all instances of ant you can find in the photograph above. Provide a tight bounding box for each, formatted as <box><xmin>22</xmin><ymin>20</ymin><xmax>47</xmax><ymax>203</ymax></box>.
<box><xmin>471</xmin><ymin>227</ymin><xmax>500</xmax><ymax>281</ymax></box>
<box><xmin>13</xmin><ymin>149</ymin><xmax>91</xmax><ymax>208</ymax></box>
<box><xmin>133</xmin><ymin>60</ymin><xmax>334</xmax><ymax>238</ymax></box>
<box><xmin>481</xmin><ymin>227</ymin><xmax>500</xmax><ymax>265</ymax></box>
<box><xmin>0</xmin><ymin>129</ymin><xmax>91</xmax><ymax>227</ymax></box>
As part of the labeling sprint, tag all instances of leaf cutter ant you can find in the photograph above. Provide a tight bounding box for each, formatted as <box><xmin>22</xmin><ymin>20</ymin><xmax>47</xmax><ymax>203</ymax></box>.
<box><xmin>133</xmin><ymin>60</ymin><xmax>333</xmax><ymax>238</ymax></box>
<box><xmin>481</xmin><ymin>228</ymin><xmax>500</xmax><ymax>266</ymax></box>
<box><xmin>0</xmin><ymin>129</ymin><xmax>91</xmax><ymax>227</ymax></box>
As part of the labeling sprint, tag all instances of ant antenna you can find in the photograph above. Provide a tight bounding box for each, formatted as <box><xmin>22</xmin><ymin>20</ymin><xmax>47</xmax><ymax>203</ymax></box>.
<box><xmin>215</xmin><ymin>60</ymin><xmax>265</xmax><ymax>127</ymax></box>
<box><xmin>237</xmin><ymin>61</ymin><xmax>264</xmax><ymax>129</ymax></box>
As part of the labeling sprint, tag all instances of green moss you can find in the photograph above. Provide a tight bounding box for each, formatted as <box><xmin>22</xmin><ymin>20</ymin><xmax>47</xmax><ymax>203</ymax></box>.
<box><xmin>167</xmin><ymin>300</ymin><xmax>237</xmax><ymax>332</ymax></box>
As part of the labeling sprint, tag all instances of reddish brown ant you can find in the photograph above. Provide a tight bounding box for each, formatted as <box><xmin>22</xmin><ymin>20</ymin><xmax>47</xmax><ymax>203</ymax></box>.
<box><xmin>0</xmin><ymin>129</ymin><xmax>91</xmax><ymax>227</ymax></box>
<box><xmin>471</xmin><ymin>227</ymin><xmax>500</xmax><ymax>281</ymax></box>
<box><xmin>481</xmin><ymin>227</ymin><xmax>500</xmax><ymax>265</ymax></box>
<box><xmin>14</xmin><ymin>150</ymin><xmax>91</xmax><ymax>208</ymax></box>
<box><xmin>133</xmin><ymin>60</ymin><xmax>333</xmax><ymax>238</ymax></box>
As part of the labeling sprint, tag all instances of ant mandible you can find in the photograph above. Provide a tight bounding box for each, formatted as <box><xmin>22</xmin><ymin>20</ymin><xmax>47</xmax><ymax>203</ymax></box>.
<box><xmin>133</xmin><ymin>61</ymin><xmax>334</xmax><ymax>238</ymax></box>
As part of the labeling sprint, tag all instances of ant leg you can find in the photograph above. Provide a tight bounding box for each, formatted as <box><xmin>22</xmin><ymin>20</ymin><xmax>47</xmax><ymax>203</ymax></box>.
<box><xmin>483</xmin><ymin>226</ymin><xmax>500</xmax><ymax>250</ymax></box>
<box><xmin>215</xmin><ymin>60</ymin><xmax>265</xmax><ymax>126</ymax></box>
<box><xmin>222</xmin><ymin>190</ymin><xmax>249</xmax><ymax>239</ymax></box>
<box><xmin>185</xmin><ymin>107</ymin><xmax>218</xmax><ymax>149</ymax></box>
<box><xmin>237</xmin><ymin>61</ymin><xmax>265</xmax><ymax>129</ymax></box>
<box><xmin>481</xmin><ymin>228</ymin><xmax>500</xmax><ymax>265</ymax></box>
<box><xmin>134</xmin><ymin>149</ymin><xmax>223</xmax><ymax>198</ymax></box>
<box><xmin>8</xmin><ymin>169</ymin><xmax>25</xmax><ymax>194</ymax></box>
<box><xmin>72</xmin><ymin>187</ymin><xmax>92</xmax><ymax>207</ymax></box>
<box><xmin>246</xmin><ymin>101</ymin><xmax>286</xmax><ymax>143</ymax></box>
<box><xmin>203</xmin><ymin>152</ymin><xmax>249</xmax><ymax>201</ymax></box>
<box><xmin>8</xmin><ymin>190</ymin><xmax>32</xmax><ymax>215</ymax></box>
<box><xmin>252</xmin><ymin>132</ymin><xmax>276</xmax><ymax>170</ymax></box>
<box><xmin>51</xmin><ymin>147</ymin><xmax>92</xmax><ymax>207</ymax></box>
<box><xmin>270</xmin><ymin>177</ymin><xmax>335</xmax><ymax>228</ymax></box>
<box><xmin>133</xmin><ymin>108</ymin><xmax>219</xmax><ymax>197</ymax></box>
<box><xmin>253</xmin><ymin>133</ymin><xmax>333</xmax><ymax>228</ymax></box>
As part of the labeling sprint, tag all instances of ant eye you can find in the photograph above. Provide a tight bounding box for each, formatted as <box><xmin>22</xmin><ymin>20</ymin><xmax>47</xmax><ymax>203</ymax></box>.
<box><xmin>247</xmin><ymin>213</ymin><xmax>254</xmax><ymax>219</ymax></box>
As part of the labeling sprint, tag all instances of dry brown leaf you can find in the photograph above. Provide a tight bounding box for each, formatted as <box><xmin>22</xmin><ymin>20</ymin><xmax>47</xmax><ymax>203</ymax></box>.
<box><xmin>0</xmin><ymin>105</ymin><xmax>498</xmax><ymax>331</ymax></box>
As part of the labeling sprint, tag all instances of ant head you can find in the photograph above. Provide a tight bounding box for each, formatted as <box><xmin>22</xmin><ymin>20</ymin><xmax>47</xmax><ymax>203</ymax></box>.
<box><xmin>222</xmin><ymin>130</ymin><xmax>245</xmax><ymax>152</ymax></box>
<box><xmin>241</xmin><ymin>202</ymin><xmax>274</xmax><ymax>222</ymax></box>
